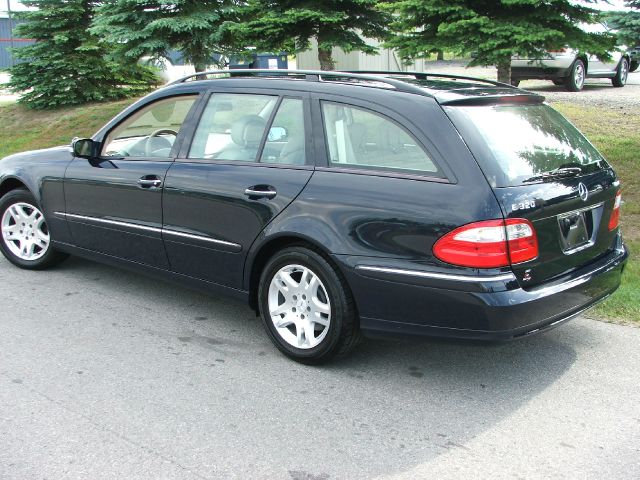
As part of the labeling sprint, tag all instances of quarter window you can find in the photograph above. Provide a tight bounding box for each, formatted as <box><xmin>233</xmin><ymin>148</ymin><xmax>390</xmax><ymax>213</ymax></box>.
<box><xmin>321</xmin><ymin>102</ymin><xmax>439</xmax><ymax>175</ymax></box>
<box><xmin>189</xmin><ymin>93</ymin><xmax>278</xmax><ymax>161</ymax></box>
<box><xmin>103</xmin><ymin>96</ymin><xmax>197</xmax><ymax>158</ymax></box>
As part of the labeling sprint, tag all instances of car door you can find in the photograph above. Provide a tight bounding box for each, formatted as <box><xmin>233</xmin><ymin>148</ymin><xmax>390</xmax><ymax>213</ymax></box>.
<box><xmin>64</xmin><ymin>94</ymin><xmax>200</xmax><ymax>267</ymax></box>
<box><xmin>161</xmin><ymin>89</ymin><xmax>314</xmax><ymax>288</ymax></box>
<box><xmin>587</xmin><ymin>51</ymin><xmax>621</xmax><ymax>75</ymax></box>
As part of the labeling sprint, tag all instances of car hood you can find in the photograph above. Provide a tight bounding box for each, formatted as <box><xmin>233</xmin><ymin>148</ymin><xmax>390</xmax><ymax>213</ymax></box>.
<box><xmin>0</xmin><ymin>145</ymin><xmax>73</xmax><ymax>165</ymax></box>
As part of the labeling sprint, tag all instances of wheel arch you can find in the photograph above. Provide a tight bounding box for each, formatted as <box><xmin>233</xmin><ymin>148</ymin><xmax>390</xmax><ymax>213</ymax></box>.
<box><xmin>621</xmin><ymin>53</ymin><xmax>631</xmax><ymax>68</ymax></box>
<box><xmin>0</xmin><ymin>177</ymin><xmax>32</xmax><ymax>199</ymax></box>
<box><xmin>576</xmin><ymin>54</ymin><xmax>589</xmax><ymax>73</ymax></box>
<box><xmin>245</xmin><ymin>233</ymin><xmax>340</xmax><ymax>312</ymax></box>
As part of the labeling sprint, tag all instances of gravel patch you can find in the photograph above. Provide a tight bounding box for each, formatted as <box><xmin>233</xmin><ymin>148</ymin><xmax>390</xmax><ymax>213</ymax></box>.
<box><xmin>0</xmin><ymin>72</ymin><xmax>19</xmax><ymax>102</ymax></box>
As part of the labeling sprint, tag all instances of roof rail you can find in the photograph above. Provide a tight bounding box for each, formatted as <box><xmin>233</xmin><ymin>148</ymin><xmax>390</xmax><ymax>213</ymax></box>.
<box><xmin>342</xmin><ymin>70</ymin><xmax>518</xmax><ymax>89</ymax></box>
<box><xmin>166</xmin><ymin>69</ymin><xmax>430</xmax><ymax>96</ymax></box>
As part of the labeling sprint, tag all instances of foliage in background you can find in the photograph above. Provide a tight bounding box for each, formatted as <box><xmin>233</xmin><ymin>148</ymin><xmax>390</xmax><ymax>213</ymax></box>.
<box><xmin>384</xmin><ymin>0</ymin><xmax>616</xmax><ymax>83</ymax></box>
<box><xmin>225</xmin><ymin>0</ymin><xmax>391</xmax><ymax>70</ymax></box>
<box><xmin>8</xmin><ymin>0</ymin><xmax>156</xmax><ymax>110</ymax></box>
<box><xmin>605</xmin><ymin>0</ymin><xmax>640</xmax><ymax>53</ymax></box>
<box><xmin>553</xmin><ymin>103</ymin><xmax>640</xmax><ymax>324</ymax></box>
<box><xmin>92</xmin><ymin>0</ymin><xmax>237</xmax><ymax>72</ymax></box>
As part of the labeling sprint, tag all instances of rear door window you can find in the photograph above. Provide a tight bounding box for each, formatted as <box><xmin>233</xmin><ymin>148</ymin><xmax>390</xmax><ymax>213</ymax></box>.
<box><xmin>321</xmin><ymin>102</ymin><xmax>442</xmax><ymax>176</ymax></box>
<box><xmin>260</xmin><ymin>98</ymin><xmax>307</xmax><ymax>165</ymax></box>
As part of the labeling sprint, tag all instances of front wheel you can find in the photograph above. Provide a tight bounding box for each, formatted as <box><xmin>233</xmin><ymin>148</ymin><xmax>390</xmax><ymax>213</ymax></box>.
<box><xmin>258</xmin><ymin>246</ymin><xmax>360</xmax><ymax>364</ymax></box>
<box><xmin>612</xmin><ymin>58</ymin><xmax>629</xmax><ymax>88</ymax></box>
<box><xmin>565</xmin><ymin>59</ymin><xmax>586</xmax><ymax>91</ymax></box>
<box><xmin>0</xmin><ymin>189</ymin><xmax>68</xmax><ymax>269</ymax></box>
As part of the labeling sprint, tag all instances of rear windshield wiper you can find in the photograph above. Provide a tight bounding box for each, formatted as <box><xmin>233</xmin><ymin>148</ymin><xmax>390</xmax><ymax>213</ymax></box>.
<box><xmin>522</xmin><ymin>167</ymin><xmax>583</xmax><ymax>184</ymax></box>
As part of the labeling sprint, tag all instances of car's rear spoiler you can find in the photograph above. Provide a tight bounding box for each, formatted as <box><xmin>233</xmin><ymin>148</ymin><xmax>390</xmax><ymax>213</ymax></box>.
<box><xmin>439</xmin><ymin>93</ymin><xmax>546</xmax><ymax>106</ymax></box>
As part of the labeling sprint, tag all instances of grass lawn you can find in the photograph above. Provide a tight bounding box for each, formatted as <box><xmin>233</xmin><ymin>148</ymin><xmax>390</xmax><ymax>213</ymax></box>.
<box><xmin>0</xmin><ymin>99</ymin><xmax>638</xmax><ymax>324</ymax></box>
<box><xmin>553</xmin><ymin>103</ymin><xmax>639</xmax><ymax>325</ymax></box>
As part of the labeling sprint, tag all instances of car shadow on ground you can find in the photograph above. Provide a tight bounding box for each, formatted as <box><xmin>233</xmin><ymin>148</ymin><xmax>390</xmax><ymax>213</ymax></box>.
<box><xmin>523</xmin><ymin>83</ymin><xmax>619</xmax><ymax>93</ymax></box>
<box><xmin>49</xmin><ymin>256</ymin><xmax>581</xmax><ymax>479</ymax></box>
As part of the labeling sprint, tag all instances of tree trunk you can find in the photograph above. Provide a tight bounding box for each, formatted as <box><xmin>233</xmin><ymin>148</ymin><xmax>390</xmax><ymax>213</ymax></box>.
<box><xmin>496</xmin><ymin>60</ymin><xmax>511</xmax><ymax>84</ymax></box>
<box><xmin>436</xmin><ymin>50</ymin><xmax>444</xmax><ymax>61</ymax></box>
<box><xmin>194</xmin><ymin>61</ymin><xmax>208</xmax><ymax>73</ymax></box>
<box><xmin>318</xmin><ymin>47</ymin><xmax>335</xmax><ymax>71</ymax></box>
<box><xmin>192</xmin><ymin>58</ymin><xmax>209</xmax><ymax>80</ymax></box>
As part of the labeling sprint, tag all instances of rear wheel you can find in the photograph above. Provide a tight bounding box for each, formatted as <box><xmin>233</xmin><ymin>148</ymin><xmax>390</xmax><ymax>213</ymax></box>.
<box><xmin>258</xmin><ymin>246</ymin><xmax>360</xmax><ymax>364</ymax></box>
<box><xmin>0</xmin><ymin>189</ymin><xmax>68</xmax><ymax>269</ymax></box>
<box><xmin>612</xmin><ymin>58</ymin><xmax>629</xmax><ymax>88</ymax></box>
<box><xmin>565</xmin><ymin>59</ymin><xmax>586</xmax><ymax>91</ymax></box>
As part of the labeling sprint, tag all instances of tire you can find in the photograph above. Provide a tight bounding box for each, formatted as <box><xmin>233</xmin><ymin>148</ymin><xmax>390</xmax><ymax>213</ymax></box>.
<box><xmin>612</xmin><ymin>58</ymin><xmax>629</xmax><ymax>88</ymax></box>
<box><xmin>0</xmin><ymin>188</ymin><xmax>68</xmax><ymax>270</ymax></box>
<box><xmin>564</xmin><ymin>59</ymin><xmax>586</xmax><ymax>91</ymax></box>
<box><xmin>258</xmin><ymin>246</ymin><xmax>360</xmax><ymax>364</ymax></box>
<box><xmin>552</xmin><ymin>79</ymin><xmax>564</xmax><ymax>86</ymax></box>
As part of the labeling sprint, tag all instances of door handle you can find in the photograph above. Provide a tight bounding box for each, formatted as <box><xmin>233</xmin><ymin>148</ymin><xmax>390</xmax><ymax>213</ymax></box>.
<box><xmin>138</xmin><ymin>176</ymin><xmax>163</xmax><ymax>188</ymax></box>
<box><xmin>244</xmin><ymin>186</ymin><xmax>277</xmax><ymax>199</ymax></box>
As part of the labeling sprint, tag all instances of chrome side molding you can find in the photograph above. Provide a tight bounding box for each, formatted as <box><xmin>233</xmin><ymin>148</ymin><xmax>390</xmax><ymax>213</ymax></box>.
<box><xmin>355</xmin><ymin>265</ymin><xmax>516</xmax><ymax>283</ymax></box>
<box><xmin>55</xmin><ymin>212</ymin><xmax>241</xmax><ymax>250</ymax></box>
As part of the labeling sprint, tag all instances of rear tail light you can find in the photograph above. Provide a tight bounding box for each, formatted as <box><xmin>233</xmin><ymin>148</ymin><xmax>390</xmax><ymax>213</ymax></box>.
<box><xmin>433</xmin><ymin>219</ymin><xmax>538</xmax><ymax>268</ymax></box>
<box><xmin>608</xmin><ymin>192</ymin><xmax>622</xmax><ymax>231</ymax></box>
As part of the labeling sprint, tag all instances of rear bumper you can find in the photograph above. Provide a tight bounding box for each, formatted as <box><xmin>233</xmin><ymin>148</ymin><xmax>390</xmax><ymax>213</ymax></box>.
<box><xmin>338</xmin><ymin>243</ymin><xmax>628</xmax><ymax>340</ymax></box>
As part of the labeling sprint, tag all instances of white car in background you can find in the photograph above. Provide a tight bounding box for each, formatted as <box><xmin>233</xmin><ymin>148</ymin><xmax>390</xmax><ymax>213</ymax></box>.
<box><xmin>511</xmin><ymin>48</ymin><xmax>633</xmax><ymax>91</ymax></box>
<box><xmin>139</xmin><ymin>56</ymin><xmax>197</xmax><ymax>84</ymax></box>
<box><xmin>511</xmin><ymin>22</ymin><xmax>635</xmax><ymax>91</ymax></box>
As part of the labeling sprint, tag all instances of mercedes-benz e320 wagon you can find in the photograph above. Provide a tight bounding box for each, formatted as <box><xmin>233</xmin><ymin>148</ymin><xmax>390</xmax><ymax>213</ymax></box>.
<box><xmin>0</xmin><ymin>70</ymin><xmax>628</xmax><ymax>363</ymax></box>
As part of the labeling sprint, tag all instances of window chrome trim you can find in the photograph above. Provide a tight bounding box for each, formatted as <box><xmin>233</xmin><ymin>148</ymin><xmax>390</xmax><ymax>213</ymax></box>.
<box><xmin>55</xmin><ymin>212</ymin><xmax>241</xmax><ymax>249</ymax></box>
<box><xmin>355</xmin><ymin>265</ymin><xmax>516</xmax><ymax>283</ymax></box>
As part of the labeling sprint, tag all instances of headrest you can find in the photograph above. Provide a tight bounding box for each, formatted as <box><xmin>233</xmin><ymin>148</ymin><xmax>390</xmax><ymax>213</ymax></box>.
<box><xmin>231</xmin><ymin>115</ymin><xmax>266</xmax><ymax>148</ymax></box>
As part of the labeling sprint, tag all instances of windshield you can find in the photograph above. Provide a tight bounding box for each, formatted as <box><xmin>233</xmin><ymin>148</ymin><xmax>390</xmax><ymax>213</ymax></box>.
<box><xmin>445</xmin><ymin>104</ymin><xmax>609</xmax><ymax>187</ymax></box>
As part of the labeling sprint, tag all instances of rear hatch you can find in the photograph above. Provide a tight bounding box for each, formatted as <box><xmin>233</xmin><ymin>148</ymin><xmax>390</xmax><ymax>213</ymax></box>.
<box><xmin>445</xmin><ymin>100</ymin><xmax>622</xmax><ymax>287</ymax></box>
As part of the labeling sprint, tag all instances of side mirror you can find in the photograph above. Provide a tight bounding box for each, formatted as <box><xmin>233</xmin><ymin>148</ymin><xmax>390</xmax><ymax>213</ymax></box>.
<box><xmin>268</xmin><ymin>126</ymin><xmax>288</xmax><ymax>142</ymax></box>
<box><xmin>72</xmin><ymin>137</ymin><xmax>97</xmax><ymax>158</ymax></box>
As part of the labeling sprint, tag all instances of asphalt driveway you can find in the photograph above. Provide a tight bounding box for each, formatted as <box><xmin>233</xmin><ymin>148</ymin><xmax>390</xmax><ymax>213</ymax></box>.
<box><xmin>1</xmin><ymin>257</ymin><xmax>639</xmax><ymax>479</ymax></box>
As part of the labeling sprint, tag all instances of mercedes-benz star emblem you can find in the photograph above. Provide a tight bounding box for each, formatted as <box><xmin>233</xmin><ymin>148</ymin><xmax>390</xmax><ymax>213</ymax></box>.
<box><xmin>578</xmin><ymin>182</ymin><xmax>589</xmax><ymax>202</ymax></box>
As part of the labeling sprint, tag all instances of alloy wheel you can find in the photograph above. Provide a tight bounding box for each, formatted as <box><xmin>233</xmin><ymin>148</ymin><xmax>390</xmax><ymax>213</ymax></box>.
<box><xmin>574</xmin><ymin>63</ymin><xmax>585</xmax><ymax>89</ymax></box>
<box><xmin>1</xmin><ymin>202</ymin><xmax>50</xmax><ymax>261</ymax></box>
<box><xmin>267</xmin><ymin>264</ymin><xmax>331</xmax><ymax>349</ymax></box>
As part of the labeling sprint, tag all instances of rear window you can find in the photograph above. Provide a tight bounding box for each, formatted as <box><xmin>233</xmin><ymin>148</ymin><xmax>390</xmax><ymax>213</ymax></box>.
<box><xmin>445</xmin><ymin>104</ymin><xmax>609</xmax><ymax>187</ymax></box>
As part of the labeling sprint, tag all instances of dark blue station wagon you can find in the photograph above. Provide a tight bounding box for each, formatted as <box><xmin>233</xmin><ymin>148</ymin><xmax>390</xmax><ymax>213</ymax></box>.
<box><xmin>0</xmin><ymin>70</ymin><xmax>628</xmax><ymax>363</ymax></box>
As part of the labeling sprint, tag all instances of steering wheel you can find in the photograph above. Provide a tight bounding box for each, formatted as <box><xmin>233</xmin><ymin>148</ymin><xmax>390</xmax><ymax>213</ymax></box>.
<box><xmin>144</xmin><ymin>128</ymin><xmax>178</xmax><ymax>156</ymax></box>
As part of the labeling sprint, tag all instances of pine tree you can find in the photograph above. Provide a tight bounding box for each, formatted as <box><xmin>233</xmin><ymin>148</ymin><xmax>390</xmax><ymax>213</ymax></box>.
<box><xmin>92</xmin><ymin>0</ymin><xmax>236</xmax><ymax>73</ymax></box>
<box><xmin>9</xmin><ymin>0</ymin><xmax>155</xmax><ymax>109</ymax></box>
<box><xmin>226</xmin><ymin>0</ymin><xmax>391</xmax><ymax>70</ymax></box>
<box><xmin>606</xmin><ymin>1</ymin><xmax>640</xmax><ymax>56</ymax></box>
<box><xmin>385</xmin><ymin>0</ymin><xmax>616</xmax><ymax>83</ymax></box>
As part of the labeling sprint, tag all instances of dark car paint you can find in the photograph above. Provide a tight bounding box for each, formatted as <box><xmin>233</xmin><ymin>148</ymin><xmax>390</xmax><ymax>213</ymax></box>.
<box><xmin>0</xmin><ymin>77</ymin><xmax>628</xmax><ymax>340</ymax></box>
<box><xmin>494</xmin><ymin>170</ymin><xmax>621</xmax><ymax>287</ymax></box>
<box><xmin>64</xmin><ymin>157</ymin><xmax>173</xmax><ymax>267</ymax></box>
